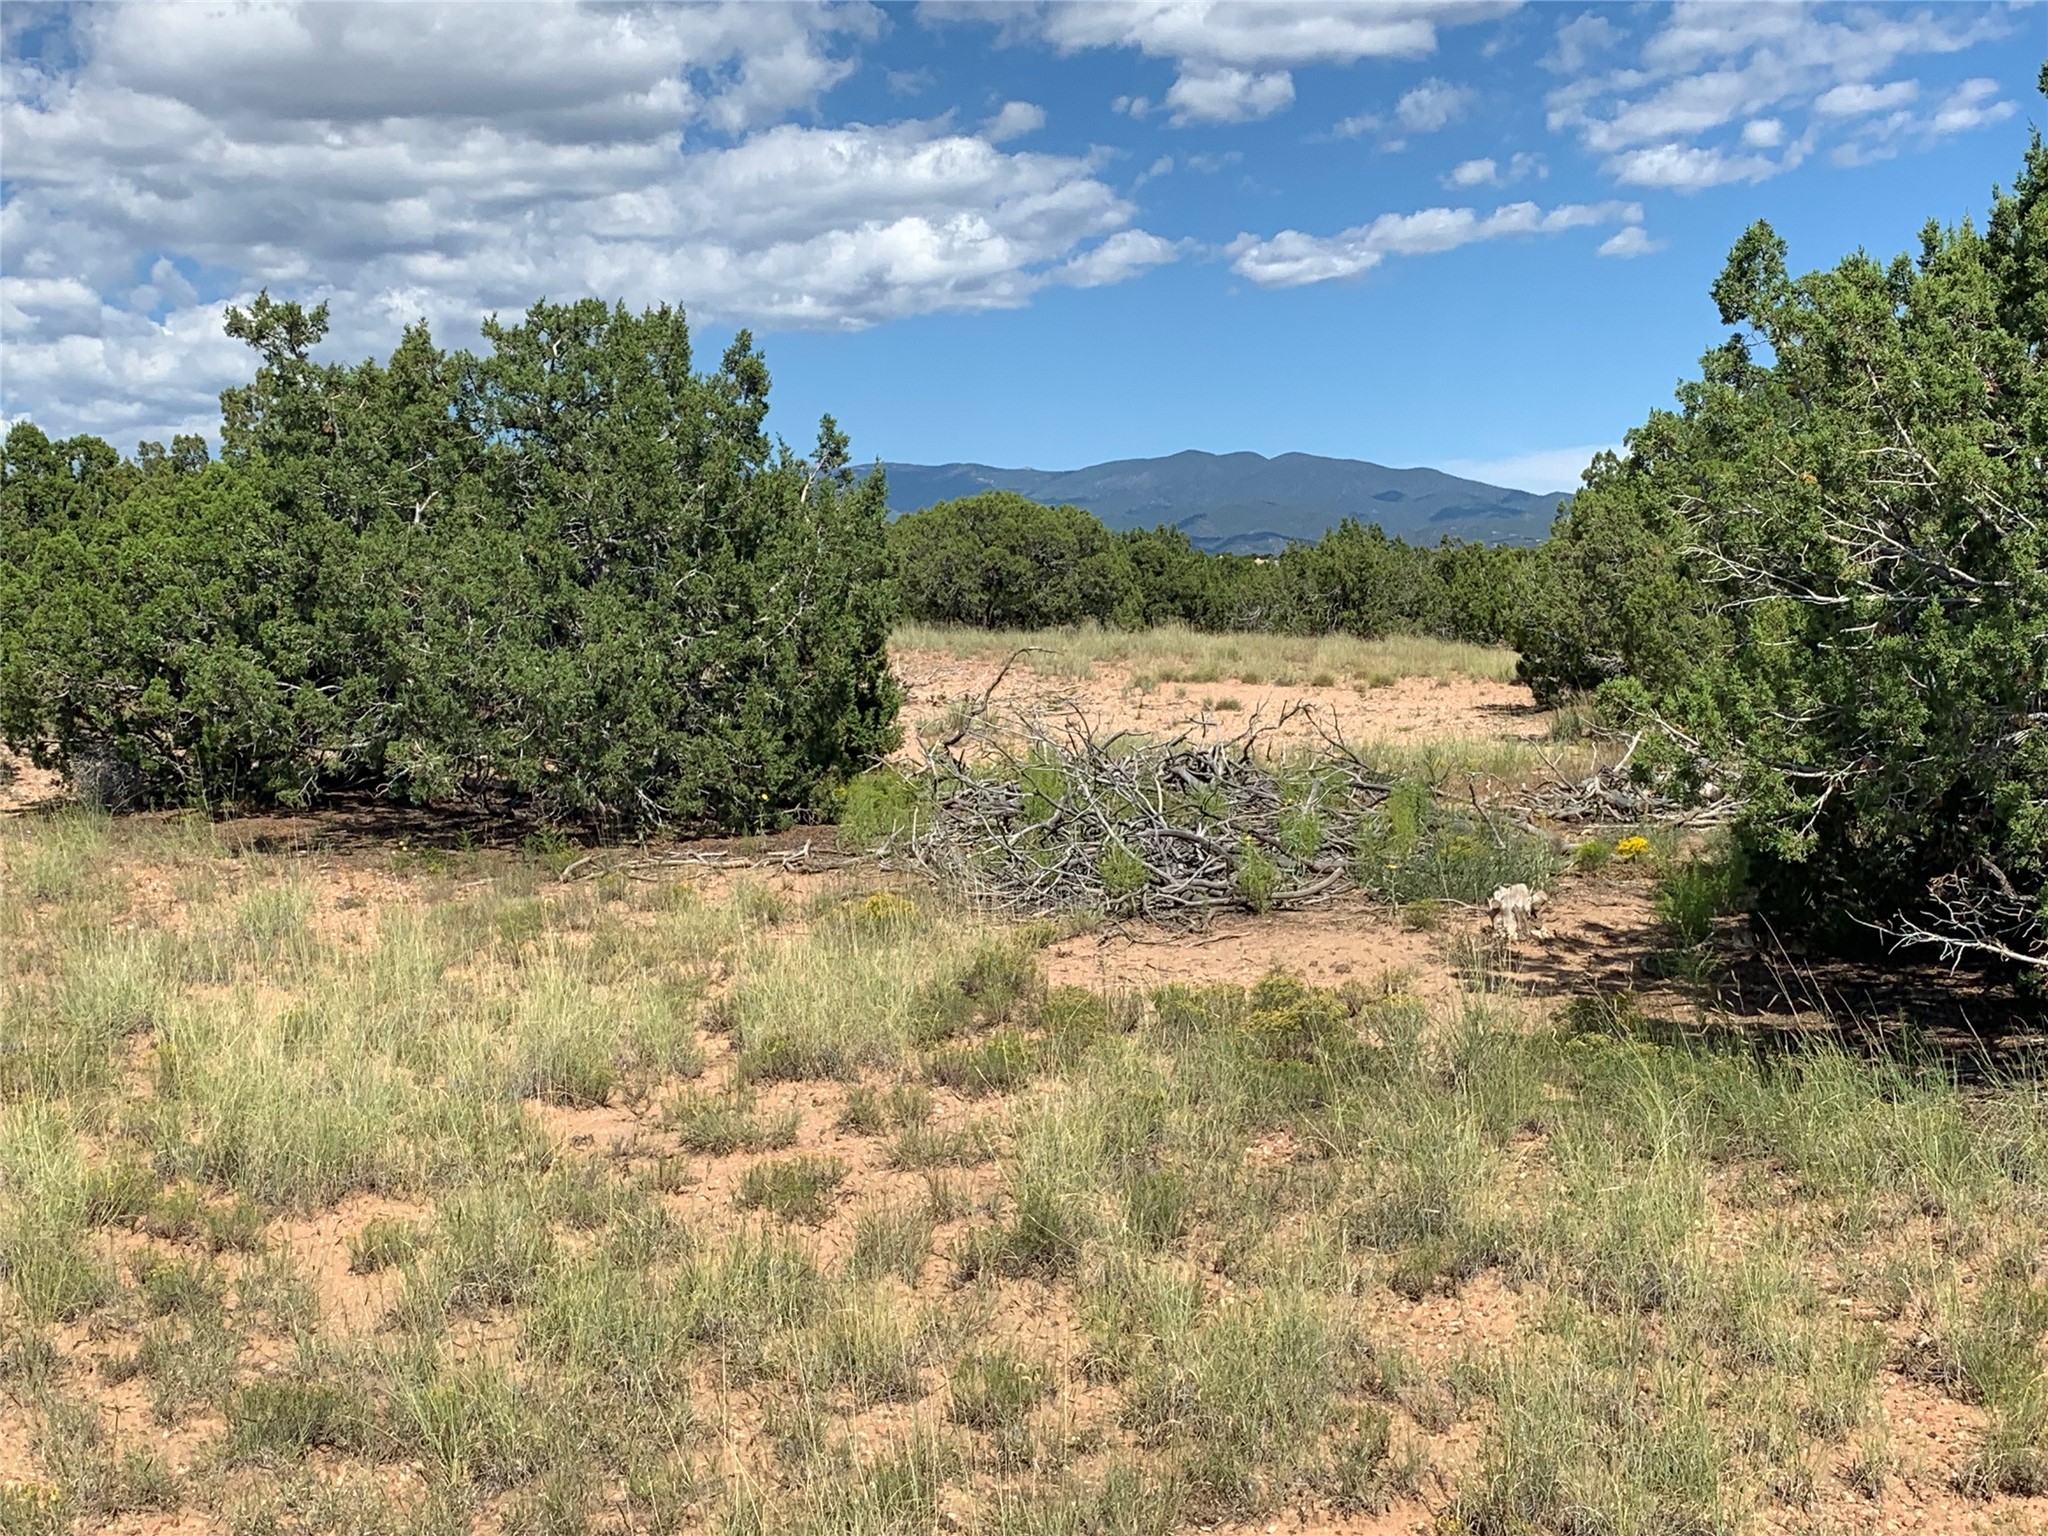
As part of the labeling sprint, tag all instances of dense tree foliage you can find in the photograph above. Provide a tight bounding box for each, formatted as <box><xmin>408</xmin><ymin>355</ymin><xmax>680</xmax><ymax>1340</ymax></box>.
<box><xmin>887</xmin><ymin>492</ymin><xmax>1137</xmax><ymax>629</ymax></box>
<box><xmin>1520</xmin><ymin>76</ymin><xmax>2047</xmax><ymax>973</ymax></box>
<box><xmin>0</xmin><ymin>298</ymin><xmax>899</xmax><ymax>830</ymax></box>
<box><xmin>891</xmin><ymin>494</ymin><xmax>1537</xmax><ymax>645</ymax></box>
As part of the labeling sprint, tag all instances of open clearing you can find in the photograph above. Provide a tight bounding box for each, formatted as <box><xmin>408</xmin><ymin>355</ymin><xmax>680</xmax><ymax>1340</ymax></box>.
<box><xmin>892</xmin><ymin>627</ymin><xmax>1558</xmax><ymax>781</ymax></box>
<box><xmin>1</xmin><ymin>632</ymin><xmax>2043</xmax><ymax>1536</ymax></box>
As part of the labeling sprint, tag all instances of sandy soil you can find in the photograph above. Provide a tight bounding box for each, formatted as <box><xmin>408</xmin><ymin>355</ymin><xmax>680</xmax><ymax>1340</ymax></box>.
<box><xmin>890</xmin><ymin>646</ymin><xmax>1550</xmax><ymax>760</ymax></box>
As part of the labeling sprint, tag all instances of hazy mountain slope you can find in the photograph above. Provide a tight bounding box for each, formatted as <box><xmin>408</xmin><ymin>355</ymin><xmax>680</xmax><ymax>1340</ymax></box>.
<box><xmin>880</xmin><ymin>449</ymin><xmax>1573</xmax><ymax>551</ymax></box>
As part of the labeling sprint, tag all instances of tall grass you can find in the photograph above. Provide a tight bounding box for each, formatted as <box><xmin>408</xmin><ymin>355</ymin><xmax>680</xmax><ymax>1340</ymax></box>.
<box><xmin>894</xmin><ymin>622</ymin><xmax>1520</xmax><ymax>685</ymax></box>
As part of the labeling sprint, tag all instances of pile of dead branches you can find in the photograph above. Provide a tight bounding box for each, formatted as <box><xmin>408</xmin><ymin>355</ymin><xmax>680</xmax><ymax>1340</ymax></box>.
<box><xmin>900</xmin><ymin>673</ymin><xmax>1742</xmax><ymax>921</ymax></box>
<box><xmin>1519</xmin><ymin>734</ymin><xmax>1739</xmax><ymax>827</ymax></box>
<box><xmin>908</xmin><ymin>700</ymin><xmax>1396</xmax><ymax>919</ymax></box>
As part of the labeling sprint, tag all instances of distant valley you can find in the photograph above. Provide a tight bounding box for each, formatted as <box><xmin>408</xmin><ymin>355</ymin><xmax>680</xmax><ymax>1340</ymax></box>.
<box><xmin>881</xmin><ymin>449</ymin><xmax>1575</xmax><ymax>553</ymax></box>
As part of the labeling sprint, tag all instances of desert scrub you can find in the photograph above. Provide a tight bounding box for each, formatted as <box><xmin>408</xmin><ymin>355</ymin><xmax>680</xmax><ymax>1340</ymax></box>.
<box><xmin>735</xmin><ymin>1156</ymin><xmax>847</xmax><ymax>1225</ymax></box>
<box><xmin>949</xmin><ymin>1348</ymin><xmax>1049</xmax><ymax>1431</ymax></box>
<box><xmin>3</xmin><ymin>807</ymin><xmax>2047</xmax><ymax>1533</ymax></box>
<box><xmin>1455</xmin><ymin>1320</ymin><xmax>1735</xmax><ymax>1535</ymax></box>
<box><xmin>664</xmin><ymin>1088</ymin><xmax>799</xmax><ymax>1154</ymax></box>
<box><xmin>730</xmin><ymin>919</ymin><xmax>1035</xmax><ymax>1082</ymax></box>
<box><xmin>848</xmin><ymin>1204</ymin><xmax>935</xmax><ymax>1285</ymax></box>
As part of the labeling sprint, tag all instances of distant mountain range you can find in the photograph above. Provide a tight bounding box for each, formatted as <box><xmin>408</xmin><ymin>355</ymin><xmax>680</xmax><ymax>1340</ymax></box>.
<box><xmin>880</xmin><ymin>450</ymin><xmax>1573</xmax><ymax>554</ymax></box>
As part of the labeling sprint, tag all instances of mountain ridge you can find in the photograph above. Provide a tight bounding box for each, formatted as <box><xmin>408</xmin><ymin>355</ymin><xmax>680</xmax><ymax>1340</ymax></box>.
<box><xmin>880</xmin><ymin>449</ymin><xmax>1574</xmax><ymax>553</ymax></box>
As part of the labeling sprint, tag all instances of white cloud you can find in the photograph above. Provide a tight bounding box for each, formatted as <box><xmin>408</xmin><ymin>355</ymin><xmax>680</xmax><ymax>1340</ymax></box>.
<box><xmin>1395</xmin><ymin>76</ymin><xmax>1472</xmax><ymax>132</ymax></box>
<box><xmin>1930</xmin><ymin>77</ymin><xmax>2015</xmax><ymax>136</ymax></box>
<box><xmin>1546</xmin><ymin>2</ymin><xmax>2008</xmax><ymax>190</ymax></box>
<box><xmin>941</xmin><ymin>1</ymin><xmax>1513</xmax><ymax>124</ymax></box>
<box><xmin>1060</xmin><ymin>229</ymin><xmax>1183</xmax><ymax>287</ymax></box>
<box><xmin>1</xmin><ymin>2</ymin><xmax>1180</xmax><ymax>447</ymax></box>
<box><xmin>1813</xmin><ymin>79</ymin><xmax>1917</xmax><ymax>117</ymax></box>
<box><xmin>1228</xmin><ymin>198</ymin><xmax>1641</xmax><ymax>287</ymax></box>
<box><xmin>1331</xmin><ymin>110</ymin><xmax>1381</xmax><ymax>139</ymax></box>
<box><xmin>983</xmin><ymin>99</ymin><xmax>1047</xmax><ymax>141</ymax></box>
<box><xmin>1604</xmin><ymin>141</ymin><xmax>1778</xmax><ymax>191</ymax></box>
<box><xmin>1164</xmin><ymin>65</ymin><xmax>1294</xmax><ymax>124</ymax></box>
<box><xmin>1225</xmin><ymin>232</ymin><xmax>1384</xmax><ymax>288</ymax></box>
<box><xmin>1443</xmin><ymin>151</ymin><xmax>1542</xmax><ymax>188</ymax></box>
<box><xmin>1543</xmin><ymin>13</ymin><xmax>1620</xmax><ymax>75</ymax></box>
<box><xmin>1134</xmin><ymin>153</ymin><xmax>1174</xmax><ymax>187</ymax></box>
<box><xmin>1027</xmin><ymin>2</ymin><xmax>1508</xmax><ymax>69</ymax></box>
<box><xmin>1442</xmin><ymin>443</ymin><xmax>1613</xmax><ymax>493</ymax></box>
<box><xmin>1597</xmin><ymin>225</ymin><xmax>1665</xmax><ymax>258</ymax></box>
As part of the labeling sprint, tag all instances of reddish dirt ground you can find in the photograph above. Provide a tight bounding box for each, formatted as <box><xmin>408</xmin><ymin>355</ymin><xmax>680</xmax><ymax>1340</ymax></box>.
<box><xmin>890</xmin><ymin>646</ymin><xmax>1551</xmax><ymax>762</ymax></box>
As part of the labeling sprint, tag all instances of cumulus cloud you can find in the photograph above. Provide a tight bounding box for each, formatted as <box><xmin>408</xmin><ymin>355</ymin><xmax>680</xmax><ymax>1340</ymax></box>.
<box><xmin>1546</xmin><ymin>2</ymin><xmax>2011</xmax><ymax>192</ymax></box>
<box><xmin>1605</xmin><ymin>142</ymin><xmax>1779</xmax><ymax>190</ymax></box>
<box><xmin>1133</xmin><ymin>153</ymin><xmax>1175</xmax><ymax>187</ymax></box>
<box><xmin>1164</xmin><ymin>65</ymin><xmax>1294</xmax><ymax>124</ymax></box>
<box><xmin>1</xmin><ymin>1</ymin><xmax>1177</xmax><ymax>446</ymax></box>
<box><xmin>1060</xmin><ymin>229</ymin><xmax>1183</xmax><ymax>287</ymax></box>
<box><xmin>1395</xmin><ymin>77</ymin><xmax>1472</xmax><ymax>132</ymax></box>
<box><xmin>1330</xmin><ymin>72</ymin><xmax>1480</xmax><ymax>147</ymax></box>
<box><xmin>1227</xmin><ymin>198</ymin><xmax>1642</xmax><ymax>288</ymax></box>
<box><xmin>1597</xmin><ymin>225</ymin><xmax>1666</xmax><ymax>258</ymax></box>
<box><xmin>1443</xmin><ymin>151</ymin><xmax>1543</xmax><ymax>188</ymax></box>
<box><xmin>1542</xmin><ymin>13</ymin><xmax>1620</xmax><ymax>75</ymax></box>
<box><xmin>982</xmin><ymin>99</ymin><xmax>1047</xmax><ymax>140</ymax></box>
<box><xmin>941</xmin><ymin>1</ymin><xmax>1512</xmax><ymax>126</ymax></box>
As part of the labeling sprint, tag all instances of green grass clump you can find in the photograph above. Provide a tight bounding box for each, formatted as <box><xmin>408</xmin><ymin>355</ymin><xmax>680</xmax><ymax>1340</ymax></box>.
<box><xmin>797</xmin><ymin>1285</ymin><xmax>938</xmax><ymax>1407</ymax></box>
<box><xmin>1654</xmin><ymin>848</ymin><xmax>1746</xmax><ymax>953</ymax></box>
<box><xmin>665</xmin><ymin>1089</ymin><xmax>799</xmax><ymax>1154</ymax></box>
<box><xmin>348</xmin><ymin>1216</ymin><xmax>424</xmax><ymax>1274</ymax></box>
<box><xmin>732</xmin><ymin>924</ymin><xmax>1032</xmax><ymax>1082</ymax></box>
<box><xmin>849</xmin><ymin>1204</ymin><xmax>935</xmax><ymax>1285</ymax></box>
<box><xmin>1354</xmin><ymin>781</ymin><xmax>1561</xmax><ymax>906</ymax></box>
<box><xmin>837</xmin><ymin>769</ymin><xmax>932</xmax><ymax>851</ymax></box>
<box><xmin>1454</xmin><ymin>1326</ymin><xmax>1732</xmax><ymax>1536</ymax></box>
<box><xmin>923</xmin><ymin>1028</ymin><xmax>1036</xmax><ymax>1096</ymax></box>
<box><xmin>948</xmin><ymin>1349</ymin><xmax>1048</xmax><ymax>1432</ymax></box>
<box><xmin>227</xmin><ymin>1379</ymin><xmax>364</xmax><ymax>1461</ymax></box>
<box><xmin>735</xmin><ymin>1156</ymin><xmax>847</xmax><ymax>1226</ymax></box>
<box><xmin>427</xmin><ymin>1184</ymin><xmax>556</xmax><ymax>1313</ymax></box>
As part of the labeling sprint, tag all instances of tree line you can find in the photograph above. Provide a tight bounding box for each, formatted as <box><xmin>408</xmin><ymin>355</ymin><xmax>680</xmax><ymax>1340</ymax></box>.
<box><xmin>888</xmin><ymin>492</ymin><xmax>1533</xmax><ymax>646</ymax></box>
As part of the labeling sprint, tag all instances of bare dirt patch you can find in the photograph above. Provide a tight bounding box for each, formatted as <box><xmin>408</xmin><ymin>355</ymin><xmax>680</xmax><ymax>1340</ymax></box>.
<box><xmin>891</xmin><ymin>645</ymin><xmax>1550</xmax><ymax>762</ymax></box>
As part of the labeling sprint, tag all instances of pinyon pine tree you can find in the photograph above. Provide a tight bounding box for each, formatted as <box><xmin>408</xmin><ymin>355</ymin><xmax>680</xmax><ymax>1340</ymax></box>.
<box><xmin>1522</xmin><ymin>68</ymin><xmax>2047</xmax><ymax>974</ymax></box>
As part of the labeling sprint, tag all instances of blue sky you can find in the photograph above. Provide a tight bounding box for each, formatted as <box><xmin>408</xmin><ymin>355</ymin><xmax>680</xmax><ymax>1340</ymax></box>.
<box><xmin>2</xmin><ymin>3</ymin><xmax>2039</xmax><ymax>492</ymax></box>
